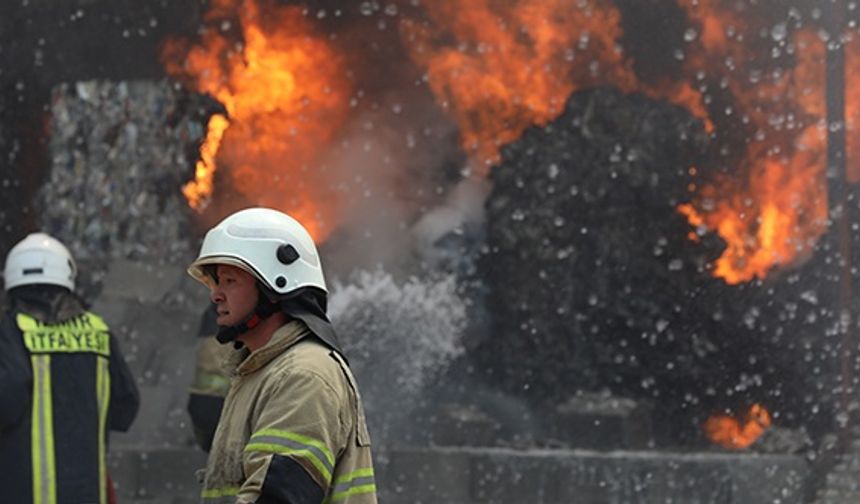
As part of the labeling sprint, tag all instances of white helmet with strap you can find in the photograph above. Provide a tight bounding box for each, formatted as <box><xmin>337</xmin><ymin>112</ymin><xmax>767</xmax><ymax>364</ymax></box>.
<box><xmin>4</xmin><ymin>232</ymin><xmax>77</xmax><ymax>291</ymax></box>
<box><xmin>188</xmin><ymin>207</ymin><xmax>327</xmax><ymax>296</ymax></box>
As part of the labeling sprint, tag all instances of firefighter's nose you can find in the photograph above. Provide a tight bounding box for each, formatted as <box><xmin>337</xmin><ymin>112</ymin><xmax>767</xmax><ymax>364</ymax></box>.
<box><xmin>210</xmin><ymin>286</ymin><xmax>225</xmax><ymax>304</ymax></box>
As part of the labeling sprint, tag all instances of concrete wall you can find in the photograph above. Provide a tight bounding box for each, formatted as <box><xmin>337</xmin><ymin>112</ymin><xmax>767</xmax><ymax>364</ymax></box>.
<box><xmin>383</xmin><ymin>447</ymin><xmax>809</xmax><ymax>504</ymax></box>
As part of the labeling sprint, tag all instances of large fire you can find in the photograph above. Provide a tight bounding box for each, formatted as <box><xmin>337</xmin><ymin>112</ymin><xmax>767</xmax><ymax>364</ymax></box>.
<box><xmin>670</xmin><ymin>2</ymin><xmax>830</xmax><ymax>284</ymax></box>
<box><xmin>703</xmin><ymin>403</ymin><xmax>772</xmax><ymax>450</ymax></box>
<box><xmin>400</xmin><ymin>0</ymin><xmax>637</xmax><ymax>175</ymax></box>
<box><xmin>399</xmin><ymin>0</ymin><xmax>719</xmax><ymax>174</ymax></box>
<box><xmin>165</xmin><ymin>1</ymin><xmax>844</xmax><ymax>282</ymax></box>
<box><xmin>399</xmin><ymin>0</ymin><xmax>834</xmax><ymax>283</ymax></box>
<box><xmin>162</xmin><ymin>0</ymin><xmax>350</xmax><ymax>241</ymax></box>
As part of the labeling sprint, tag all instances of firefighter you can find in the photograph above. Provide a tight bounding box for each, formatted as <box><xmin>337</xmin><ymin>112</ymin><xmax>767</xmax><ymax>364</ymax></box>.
<box><xmin>187</xmin><ymin>207</ymin><xmax>377</xmax><ymax>504</ymax></box>
<box><xmin>187</xmin><ymin>303</ymin><xmax>231</xmax><ymax>452</ymax></box>
<box><xmin>0</xmin><ymin>232</ymin><xmax>140</xmax><ymax>504</ymax></box>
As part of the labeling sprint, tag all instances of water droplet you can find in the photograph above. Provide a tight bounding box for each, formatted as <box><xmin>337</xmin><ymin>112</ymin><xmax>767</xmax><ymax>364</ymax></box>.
<box><xmin>360</xmin><ymin>2</ymin><xmax>375</xmax><ymax>16</ymax></box>
<box><xmin>801</xmin><ymin>290</ymin><xmax>819</xmax><ymax>305</ymax></box>
<box><xmin>771</xmin><ymin>22</ymin><xmax>787</xmax><ymax>42</ymax></box>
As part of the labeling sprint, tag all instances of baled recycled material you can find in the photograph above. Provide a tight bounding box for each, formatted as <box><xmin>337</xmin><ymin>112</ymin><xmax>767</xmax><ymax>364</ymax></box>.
<box><xmin>201</xmin><ymin>320</ymin><xmax>377</xmax><ymax>504</ymax></box>
<box><xmin>0</xmin><ymin>300</ymin><xmax>139</xmax><ymax>504</ymax></box>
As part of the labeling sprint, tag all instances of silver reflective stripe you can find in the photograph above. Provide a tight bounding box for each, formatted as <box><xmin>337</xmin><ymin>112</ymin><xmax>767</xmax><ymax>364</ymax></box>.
<box><xmin>325</xmin><ymin>468</ymin><xmax>376</xmax><ymax>502</ymax></box>
<box><xmin>31</xmin><ymin>354</ymin><xmax>57</xmax><ymax>504</ymax></box>
<box><xmin>330</xmin><ymin>475</ymin><xmax>376</xmax><ymax>496</ymax></box>
<box><xmin>247</xmin><ymin>434</ymin><xmax>334</xmax><ymax>475</ymax></box>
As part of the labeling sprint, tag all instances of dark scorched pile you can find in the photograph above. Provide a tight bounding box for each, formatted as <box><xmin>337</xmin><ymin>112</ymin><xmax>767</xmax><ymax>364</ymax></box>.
<box><xmin>474</xmin><ymin>86</ymin><xmax>846</xmax><ymax>444</ymax></box>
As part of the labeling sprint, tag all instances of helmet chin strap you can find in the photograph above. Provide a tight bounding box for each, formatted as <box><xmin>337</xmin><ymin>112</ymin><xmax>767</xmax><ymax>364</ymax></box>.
<box><xmin>215</xmin><ymin>288</ymin><xmax>279</xmax><ymax>346</ymax></box>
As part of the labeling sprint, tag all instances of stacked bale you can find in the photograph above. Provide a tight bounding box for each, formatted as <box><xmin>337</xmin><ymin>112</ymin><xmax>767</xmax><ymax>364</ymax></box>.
<box><xmin>38</xmin><ymin>80</ymin><xmax>210</xmax><ymax>284</ymax></box>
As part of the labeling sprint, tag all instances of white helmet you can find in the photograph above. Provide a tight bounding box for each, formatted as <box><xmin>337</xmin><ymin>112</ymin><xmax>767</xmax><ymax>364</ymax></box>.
<box><xmin>4</xmin><ymin>232</ymin><xmax>77</xmax><ymax>291</ymax></box>
<box><xmin>188</xmin><ymin>207</ymin><xmax>327</xmax><ymax>296</ymax></box>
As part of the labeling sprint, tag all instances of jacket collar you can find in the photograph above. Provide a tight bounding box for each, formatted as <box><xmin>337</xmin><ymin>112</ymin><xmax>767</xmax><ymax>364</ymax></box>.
<box><xmin>7</xmin><ymin>285</ymin><xmax>86</xmax><ymax>324</ymax></box>
<box><xmin>234</xmin><ymin>320</ymin><xmax>309</xmax><ymax>376</ymax></box>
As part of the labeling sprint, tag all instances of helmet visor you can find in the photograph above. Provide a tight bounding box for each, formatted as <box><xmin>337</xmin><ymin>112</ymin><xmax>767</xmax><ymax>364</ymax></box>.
<box><xmin>187</xmin><ymin>255</ymin><xmax>266</xmax><ymax>290</ymax></box>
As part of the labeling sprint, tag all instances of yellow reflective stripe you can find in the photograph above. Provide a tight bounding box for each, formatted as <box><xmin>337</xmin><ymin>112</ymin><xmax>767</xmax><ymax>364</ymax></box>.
<box><xmin>246</xmin><ymin>429</ymin><xmax>335</xmax><ymax>483</ymax></box>
<box><xmin>31</xmin><ymin>354</ymin><xmax>57</xmax><ymax>504</ymax></box>
<box><xmin>249</xmin><ymin>428</ymin><xmax>335</xmax><ymax>466</ymax></box>
<box><xmin>31</xmin><ymin>355</ymin><xmax>43</xmax><ymax>504</ymax></box>
<box><xmin>326</xmin><ymin>467</ymin><xmax>376</xmax><ymax>502</ymax></box>
<box><xmin>201</xmin><ymin>486</ymin><xmax>240</xmax><ymax>498</ymax></box>
<box><xmin>334</xmin><ymin>467</ymin><xmax>374</xmax><ymax>484</ymax></box>
<box><xmin>17</xmin><ymin>313</ymin><xmax>111</xmax><ymax>357</ymax></box>
<box><xmin>328</xmin><ymin>484</ymin><xmax>377</xmax><ymax>502</ymax></box>
<box><xmin>17</xmin><ymin>312</ymin><xmax>109</xmax><ymax>331</ymax></box>
<box><xmin>245</xmin><ymin>443</ymin><xmax>333</xmax><ymax>484</ymax></box>
<box><xmin>96</xmin><ymin>356</ymin><xmax>110</xmax><ymax>504</ymax></box>
<box><xmin>85</xmin><ymin>312</ymin><xmax>110</xmax><ymax>331</ymax></box>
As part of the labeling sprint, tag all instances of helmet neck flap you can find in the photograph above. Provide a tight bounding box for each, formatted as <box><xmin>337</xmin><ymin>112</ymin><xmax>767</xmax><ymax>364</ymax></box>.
<box><xmin>216</xmin><ymin>285</ymin><xmax>342</xmax><ymax>355</ymax></box>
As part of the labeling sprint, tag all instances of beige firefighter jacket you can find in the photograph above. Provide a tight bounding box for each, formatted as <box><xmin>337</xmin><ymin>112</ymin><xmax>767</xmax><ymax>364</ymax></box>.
<box><xmin>200</xmin><ymin>320</ymin><xmax>377</xmax><ymax>504</ymax></box>
<box><xmin>191</xmin><ymin>335</ymin><xmax>233</xmax><ymax>397</ymax></box>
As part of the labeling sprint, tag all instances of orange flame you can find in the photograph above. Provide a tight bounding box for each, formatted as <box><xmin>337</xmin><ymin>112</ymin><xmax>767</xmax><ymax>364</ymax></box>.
<box><xmin>401</xmin><ymin>0</ymin><xmax>636</xmax><ymax>174</ymax></box>
<box><xmin>401</xmin><ymin>1</ymin><xmax>830</xmax><ymax>284</ymax></box>
<box><xmin>673</xmin><ymin>10</ymin><xmax>830</xmax><ymax>283</ymax></box>
<box><xmin>400</xmin><ymin>0</ymin><xmax>721</xmax><ymax>173</ymax></box>
<box><xmin>183</xmin><ymin>114</ymin><xmax>229</xmax><ymax>210</ymax></box>
<box><xmin>847</xmin><ymin>32</ymin><xmax>860</xmax><ymax>184</ymax></box>
<box><xmin>162</xmin><ymin>0</ymin><xmax>350</xmax><ymax>241</ymax></box>
<box><xmin>704</xmin><ymin>403</ymin><xmax>772</xmax><ymax>450</ymax></box>
<box><xmin>679</xmin><ymin>126</ymin><xmax>828</xmax><ymax>284</ymax></box>
<box><xmin>161</xmin><ymin>0</ymin><xmax>842</xmax><ymax>277</ymax></box>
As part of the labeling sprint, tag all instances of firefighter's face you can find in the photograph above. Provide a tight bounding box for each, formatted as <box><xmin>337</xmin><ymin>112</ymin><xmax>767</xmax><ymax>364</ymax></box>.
<box><xmin>209</xmin><ymin>264</ymin><xmax>258</xmax><ymax>327</ymax></box>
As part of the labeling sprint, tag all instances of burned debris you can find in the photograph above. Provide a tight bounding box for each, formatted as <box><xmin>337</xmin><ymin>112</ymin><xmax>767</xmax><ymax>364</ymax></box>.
<box><xmin>474</xmin><ymin>86</ymin><xmax>845</xmax><ymax>447</ymax></box>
